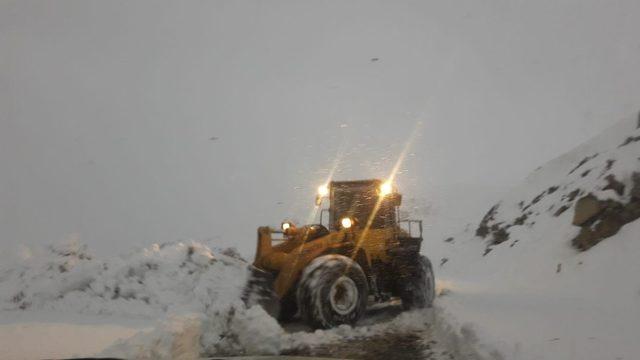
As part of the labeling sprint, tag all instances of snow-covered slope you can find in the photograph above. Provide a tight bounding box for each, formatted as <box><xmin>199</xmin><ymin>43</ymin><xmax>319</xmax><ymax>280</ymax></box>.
<box><xmin>435</xmin><ymin>115</ymin><xmax>640</xmax><ymax>360</ymax></box>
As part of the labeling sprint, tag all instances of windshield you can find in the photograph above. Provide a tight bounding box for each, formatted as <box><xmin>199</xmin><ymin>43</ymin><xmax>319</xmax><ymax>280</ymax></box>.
<box><xmin>1</xmin><ymin>2</ymin><xmax>639</xmax><ymax>360</ymax></box>
<box><xmin>330</xmin><ymin>180</ymin><xmax>397</xmax><ymax>230</ymax></box>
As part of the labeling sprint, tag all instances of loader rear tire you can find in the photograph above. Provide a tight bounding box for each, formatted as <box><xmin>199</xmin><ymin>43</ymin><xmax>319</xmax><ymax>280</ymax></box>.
<box><xmin>297</xmin><ymin>255</ymin><xmax>368</xmax><ymax>329</ymax></box>
<box><xmin>400</xmin><ymin>255</ymin><xmax>435</xmax><ymax>310</ymax></box>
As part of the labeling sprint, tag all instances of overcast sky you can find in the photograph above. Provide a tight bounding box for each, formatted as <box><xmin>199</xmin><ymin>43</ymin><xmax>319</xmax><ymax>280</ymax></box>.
<box><xmin>1</xmin><ymin>0</ymin><xmax>640</xmax><ymax>259</ymax></box>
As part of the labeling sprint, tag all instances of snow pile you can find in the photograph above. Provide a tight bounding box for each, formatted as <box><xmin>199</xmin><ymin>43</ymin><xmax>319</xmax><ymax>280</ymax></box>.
<box><xmin>104</xmin><ymin>305</ymin><xmax>288</xmax><ymax>358</ymax></box>
<box><xmin>0</xmin><ymin>239</ymin><xmax>248</xmax><ymax>318</ymax></box>
<box><xmin>103</xmin><ymin>305</ymin><xmax>436</xmax><ymax>359</ymax></box>
<box><xmin>0</xmin><ymin>239</ymin><xmax>271</xmax><ymax>358</ymax></box>
<box><xmin>1</xmin><ymin>238</ymin><xmax>438</xmax><ymax>359</ymax></box>
<box><xmin>433</xmin><ymin>115</ymin><xmax>640</xmax><ymax>360</ymax></box>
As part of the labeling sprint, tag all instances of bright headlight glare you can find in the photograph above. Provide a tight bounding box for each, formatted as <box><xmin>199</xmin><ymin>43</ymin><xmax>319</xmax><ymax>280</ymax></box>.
<box><xmin>281</xmin><ymin>222</ymin><xmax>291</xmax><ymax>231</ymax></box>
<box><xmin>317</xmin><ymin>184</ymin><xmax>329</xmax><ymax>197</ymax></box>
<box><xmin>341</xmin><ymin>217</ymin><xmax>353</xmax><ymax>229</ymax></box>
<box><xmin>379</xmin><ymin>181</ymin><xmax>393</xmax><ymax>196</ymax></box>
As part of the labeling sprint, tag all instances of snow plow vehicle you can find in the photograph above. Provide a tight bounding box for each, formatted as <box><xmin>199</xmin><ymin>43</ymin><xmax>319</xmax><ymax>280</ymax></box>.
<box><xmin>244</xmin><ymin>179</ymin><xmax>434</xmax><ymax>329</ymax></box>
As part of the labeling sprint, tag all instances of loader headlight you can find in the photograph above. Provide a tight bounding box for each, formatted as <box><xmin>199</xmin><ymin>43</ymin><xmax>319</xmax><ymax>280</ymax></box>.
<box><xmin>379</xmin><ymin>181</ymin><xmax>393</xmax><ymax>197</ymax></box>
<box><xmin>340</xmin><ymin>217</ymin><xmax>353</xmax><ymax>229</ymax></box>
<box><xmin>281</xmin><ymin>221</ymin><xmax>293</xmax><ymax>231</ymax></box>
<box><xmin>316</xmin><ymin>184</ymin><xmax>330</xmax><ymax>206</ymax></box>
<box><xmin>317</xmin><ymin>184</ymin><xmax>329</xmax><ymax>197</ymax></box>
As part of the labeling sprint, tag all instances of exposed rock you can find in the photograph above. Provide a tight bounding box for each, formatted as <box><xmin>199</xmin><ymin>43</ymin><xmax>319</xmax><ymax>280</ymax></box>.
<box><xmin>547</xmin><ymin>186</ymin><xmax>559</xmax><ymax>194</ymax></box>
<box><xmin>605</xmin><ymin>159</ymin><xmax>616</xmax><ymax>171</ymax></box>
<box><xmin>631</xmin><ymin>172</ymin><xmax>640</xmax><ymax>199</ymax></box>
<box><xmin>531</xmin><ymin>191</ymin><xmax>546</xmax><ymax>205</ymax></box>
<box><xmin>571</xmin><ymin>181</ymin><xmax>640</xmax><ymax>251</ymax></box>
<box><xmin>554</xmin><ymin>204</ymin><xmax>570</xmax><ymax>217</ymax></box>
<box><xmin>11</xmin><ymin>291</ymin><xmax>25</xmax><ymax>304</ymax></box>
<box><xmin>603</xmin><ymin>174</ymin><xmax>625</xmax><ymax>196</ymax></box>
<box><xmin>562</xmin><ymin>189</ymin><xmax>581</xmax><ymax>202</ymax></box>
<box><xmin>476</xmin><ymin>204</ymin><xmax>499</xmax><ymax>238</ymax></box>
<box><xmin>532</xmin><ymin>194</ymin><xmax>544</xmax><ymax>205</ymax></box>
<box><xmin>569</xmin><ymin>154</ymin><xmax>598</xmax><ymax>175</ymax></box>
<box><xmin>619</xmin><ymin>135</ymin><xmax>640</xmax><ymax>148</ymax></box>
<box><xmin>572</xmin><ymin>194</ymin><xmax>604</xmax><ymax>226</ymax></box>
<box><xmin>491</xmin><ymin>227</ymin><xmax>510</xmax><ymax>245</ymax></box>
<box><xmin>600</xmin><ymin>159</ymin><xmax>616</xmax><ymax>177</ymax></box>
<box><xmin>444</xmin><ymin>237</ymin><xmax>454</xmax><ymax>243</ymax></box>
<box><xmin>476</xmin><ymin>226</ymin><xmax>489</xmax><ymax>239</ymax></box>
<box><xmin>514</xmin><ymin>212</ymin><xmax>529</xmax><ymax>225</ymax></box>
<box><xmin>572</xmin><ymin>211</ymin><xmax>626</xmax><ymax>251</ymax></box>
<box><xmin>475</xmin><ymin>203</ymin><xmax>512</xmax><ymax>246</ymax></box>
<box><xmin>521</xmin><ymin>190</ymin><xmax>548</xmax><ymax>212</ymax></box>
<box><xmin>581</xmin><ymin>169</ymin><xmax>591</xmax><ymax>177</ymax></box>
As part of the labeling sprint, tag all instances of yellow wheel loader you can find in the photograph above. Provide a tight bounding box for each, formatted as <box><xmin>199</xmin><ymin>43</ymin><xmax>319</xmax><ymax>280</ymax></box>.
<box><xmin>243</xmin><ymin>179</ymin><xmax>434</xmax><ymax>329</ymax></box>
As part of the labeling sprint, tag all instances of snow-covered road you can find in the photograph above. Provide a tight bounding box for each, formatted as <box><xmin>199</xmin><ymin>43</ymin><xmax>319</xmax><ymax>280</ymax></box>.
<box><xmin>280</xmin><ymin>303</ymin><xmax>456</xmax><ymax>360</ymax></box>
<box><xmin>0</xmin><ymin>302</ymin><xmax>460</xmax><ymax>360</ymax></box>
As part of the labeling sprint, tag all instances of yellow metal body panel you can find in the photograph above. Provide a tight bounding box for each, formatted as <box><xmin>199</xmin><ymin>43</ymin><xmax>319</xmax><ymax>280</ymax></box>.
<box><xmin>253</xmin><ymin>226</ymin><xmax>400</xmax><ymax>298</ymax></box>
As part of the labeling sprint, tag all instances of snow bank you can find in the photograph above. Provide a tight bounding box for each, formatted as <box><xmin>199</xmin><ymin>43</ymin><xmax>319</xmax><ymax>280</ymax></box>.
<box><xmin>0</xmin><ymin>239</ymin><xmax>258</xmax><ymax>358</ymax></box>
<box><xmin>434</xmin><ymin>115</ymin><xmax>640</xmax><ymax>360</ymax></box>
<box><xmin>0</xmin><ymin>239</ymin><xmax>248</xmax><ymax>318</ymax></box>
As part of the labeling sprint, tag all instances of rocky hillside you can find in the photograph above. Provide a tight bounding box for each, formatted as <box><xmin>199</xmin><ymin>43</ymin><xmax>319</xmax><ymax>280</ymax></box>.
<box><xmin>434</xmin><ymin>114</ymin><xmax>640</xmax><ymax>360</ymax></box>
<box><xmin>474</xmin><ymin>115</ymin><xmax>640</xmax><ymax>255</ymax></box>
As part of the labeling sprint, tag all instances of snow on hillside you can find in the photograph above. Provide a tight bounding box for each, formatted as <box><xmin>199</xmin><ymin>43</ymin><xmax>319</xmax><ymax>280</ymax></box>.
<box><xmin>433</xmin><ymin>115</ymin><xmax>640</xmax><ymax>360</ymax></box>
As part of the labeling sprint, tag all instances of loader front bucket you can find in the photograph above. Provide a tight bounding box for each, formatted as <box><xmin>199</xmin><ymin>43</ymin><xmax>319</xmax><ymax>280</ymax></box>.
<box><xmin>241</xmin><ymin>265</ymin><xmax>281</xmax><ymax>319</ymax></box>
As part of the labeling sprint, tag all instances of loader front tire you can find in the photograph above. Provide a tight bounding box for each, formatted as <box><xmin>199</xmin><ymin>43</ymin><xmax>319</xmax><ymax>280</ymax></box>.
<box><xmin>297</xmin><ymin>255</ymin><xmax>368</xmax><ymax>329</ymax></box>
<box><xmin>400</xmin><ymin>255</ymin><xmax>435</xmax><ymax>310</ymax></box>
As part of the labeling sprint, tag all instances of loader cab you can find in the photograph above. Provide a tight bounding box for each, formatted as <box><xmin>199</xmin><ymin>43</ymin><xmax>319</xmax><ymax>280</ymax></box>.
<box><xmin>319</xmin><ymin>179</ymin><xmax>403</xmax><ymax>231</ymax></box>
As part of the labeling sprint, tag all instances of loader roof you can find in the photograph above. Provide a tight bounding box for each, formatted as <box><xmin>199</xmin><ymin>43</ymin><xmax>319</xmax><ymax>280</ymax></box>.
<box><xmin>330</xmin><ymin>179</ymin><xmax>383</xmax><ymax>187</ymax></box>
